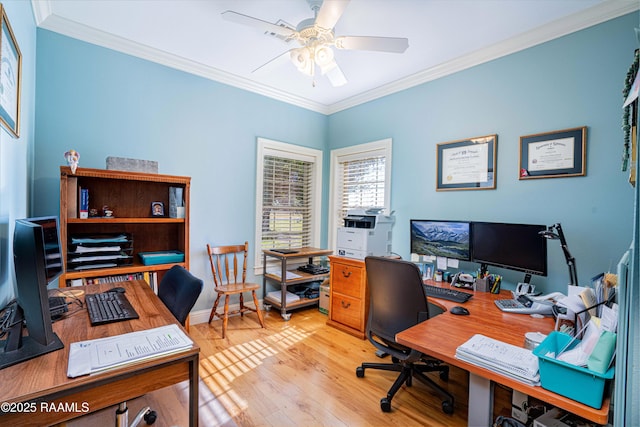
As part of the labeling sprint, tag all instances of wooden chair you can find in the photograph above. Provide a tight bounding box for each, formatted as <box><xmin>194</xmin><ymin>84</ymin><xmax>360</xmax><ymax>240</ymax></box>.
<box><xmin>206</xmin><ymin>242</ymin><xmax>265</xmax><ymax>338</ymax></box>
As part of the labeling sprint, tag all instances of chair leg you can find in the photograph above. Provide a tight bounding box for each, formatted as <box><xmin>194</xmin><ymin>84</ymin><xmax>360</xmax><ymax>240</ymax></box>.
<box><xmin>251</xmin><ymin>290</ymin><xmax>265</xmax><ymax>328</ymax></box>
<box><xmin>222</xmin><ymin>295</ymin><xmax>230</xmax><ymax>339</ymax></box>
<box><xmin>239</xmin><ymin>293</ymin><xmax>245</xmax><ymax>317</ymax></box>
<box><xmin>209</xmin><ymin>294</ymin><xmax>222</xmax><ymax>324</ymax></box>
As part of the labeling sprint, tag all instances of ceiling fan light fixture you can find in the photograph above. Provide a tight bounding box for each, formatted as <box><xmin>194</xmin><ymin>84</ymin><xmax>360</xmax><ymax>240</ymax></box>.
<box><xmin>315</xmin><ymin>45</ymin><xmax>335</xmax><ymax>68</ymax></box>
<box><xmin>290</xmin><ymin>47</ymin><xmax>313</xmax><ymax>75</ymax></box>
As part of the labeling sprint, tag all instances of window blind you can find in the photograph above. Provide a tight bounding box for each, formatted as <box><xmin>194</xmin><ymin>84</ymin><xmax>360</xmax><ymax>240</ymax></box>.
<box><xmin>338</xmin><ymin>155</ymin><xmax>386</xmax><ymax>222</ymax></box>
<box><xmin>261</xmin><ymin>155</ymin><xmax>313</xmax><ymax>250</ymax></box>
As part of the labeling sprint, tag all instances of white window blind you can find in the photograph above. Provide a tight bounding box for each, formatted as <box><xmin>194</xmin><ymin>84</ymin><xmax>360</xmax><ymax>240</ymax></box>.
<box><xmin>328</xmin><ymin>139</ymin><xmax>392</xmax><ymax>251</ymax></box>
<box><xmin>255</xmin><ymin>138</ymin><xmax>322</xmax><ymax>272</ymax></box>
<box><xmin>338</xmin><ymin>155</ymin><xmax>386</xmax><ymax>221</ymax></box>
<box><xmin>261</xmin><ymin>155</ymin><xmax>313</xmax><ymax>250</ymax></box>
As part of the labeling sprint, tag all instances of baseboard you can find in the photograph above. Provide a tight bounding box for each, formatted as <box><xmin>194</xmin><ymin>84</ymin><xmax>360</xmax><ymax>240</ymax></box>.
<box><xmin>188</xmin><ymin>299</ymin><xmax>265</xmax><ymax>325</ymax></box>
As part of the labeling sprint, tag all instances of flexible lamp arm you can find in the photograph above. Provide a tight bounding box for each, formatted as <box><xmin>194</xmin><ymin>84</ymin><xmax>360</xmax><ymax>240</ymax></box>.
<box><xmin>541</xmin><ymin>223</ymin><xmax>579</xmax><ymax>287</ymax></box>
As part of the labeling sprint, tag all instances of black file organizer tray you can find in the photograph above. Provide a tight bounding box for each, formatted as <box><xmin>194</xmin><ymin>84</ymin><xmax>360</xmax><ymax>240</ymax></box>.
<box><xmin>67</xmin><ymin>233</ymin><xmax>134</xmax><ymax>271</ymax></box>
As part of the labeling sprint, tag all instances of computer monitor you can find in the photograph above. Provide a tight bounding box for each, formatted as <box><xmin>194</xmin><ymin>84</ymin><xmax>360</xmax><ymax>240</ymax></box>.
<box><xmin>410</xmin><ymin>219</ymin><xmax>471</xmax><ymax>261</ymax></box>
<box><xmin>0</xmin><ymin>217</ymin><xmax>65</xmax><ymax>369</ymax></box>
<box><xmin>471</xmin><ymin>221</ymin><xmax>547</xmax><ymax>283</ymax></box>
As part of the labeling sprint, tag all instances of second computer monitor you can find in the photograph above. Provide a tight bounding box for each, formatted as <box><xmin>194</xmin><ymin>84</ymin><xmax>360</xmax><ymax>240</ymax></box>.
<box><xmin>471</xmin><ymin>221</ymin><xmax>547</xmax><ymax>281</ymax></box>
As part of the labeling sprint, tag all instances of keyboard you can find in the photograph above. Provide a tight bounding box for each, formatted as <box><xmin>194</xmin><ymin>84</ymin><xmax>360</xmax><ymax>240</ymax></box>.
<box><xmin>85</xmin><ymin>291</ymin><xmax>139</xmax><ymax>326</ymax></box>
<box><xmin>423</xmin><ymin>284</ymin><xmax>473</xmax><ymax>303</ymax></box>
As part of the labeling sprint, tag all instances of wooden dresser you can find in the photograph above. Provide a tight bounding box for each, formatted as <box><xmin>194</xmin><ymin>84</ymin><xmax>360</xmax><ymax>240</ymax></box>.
<box><xmin>327</xmin><ymin>256</ymin><xmax>368</xmax><ymax>339</ymax></box>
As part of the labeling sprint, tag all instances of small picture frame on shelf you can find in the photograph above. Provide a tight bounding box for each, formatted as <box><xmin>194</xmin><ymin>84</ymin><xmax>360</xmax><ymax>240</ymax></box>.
<box><xmin>151</xmin><ymin>201</ymin><xmax>164</xmax><ymax>217</ymax></box>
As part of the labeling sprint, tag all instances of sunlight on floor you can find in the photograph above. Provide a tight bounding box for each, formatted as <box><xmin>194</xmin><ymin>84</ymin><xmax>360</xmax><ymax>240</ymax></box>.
<box><xmin>199</xmin><ymin>325</ymin><xmax>312</xmax><ymax>419</ymax></box>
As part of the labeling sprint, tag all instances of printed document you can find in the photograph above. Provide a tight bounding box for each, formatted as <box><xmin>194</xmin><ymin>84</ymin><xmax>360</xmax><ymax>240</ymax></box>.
<box><xmin>67</xmin><ymin>324</ymin><xmax>193</xmax><ymax>377</ymax></box>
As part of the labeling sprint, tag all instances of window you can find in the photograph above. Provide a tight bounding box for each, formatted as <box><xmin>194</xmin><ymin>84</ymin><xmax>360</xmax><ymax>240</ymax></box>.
<box><xmin>328</xmin><ymin>139</ymin><xmax>392</xmax><ymax>250</ymax></box>
<box><xmin>255</xmin><ymin>138</ymin><xmax>322</xmax><ymax>272</ymax></box>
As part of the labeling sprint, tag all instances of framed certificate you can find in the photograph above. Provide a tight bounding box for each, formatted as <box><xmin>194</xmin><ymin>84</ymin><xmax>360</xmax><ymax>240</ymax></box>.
<box><xmin>519</xmin><ymin>127</ymin><xmax>586</xmax><ymax>179</ymax></box>
<box><xmin>436</xmin><ymin>134</ymin><xmax>497</xmax><ymax>191</ymax></box>
<box><xmin>0</xmin><ymin>4</ymin><xmax>21</xmax><ymax>138</ymax></box>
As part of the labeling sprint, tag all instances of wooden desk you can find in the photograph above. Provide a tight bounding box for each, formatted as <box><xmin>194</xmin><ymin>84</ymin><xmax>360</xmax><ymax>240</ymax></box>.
<box><xmin>396</xmin><ymin>282</ymin><xmax>610</xmax><ymax>426</ymax></box>
<box><xmin>0</xmin><ymin>281</ymin><xmax>200</xmax><ymax>426</ymax></box>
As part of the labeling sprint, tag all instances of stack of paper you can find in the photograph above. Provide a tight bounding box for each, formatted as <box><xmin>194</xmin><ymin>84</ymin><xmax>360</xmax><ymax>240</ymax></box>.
<box><xmin>456</xmin><ymin>334</ymin><xmax>540</xmax><ymax>385</ymax></box>
<box><xmin>266</xmin><ymin>290</ymin><xmax>300</xmax><ymax>303</ymax></box>
<box><xmin>67</xmin><ymin>324</ymin><xmax>193</xmax><ymax>378</ymax></box>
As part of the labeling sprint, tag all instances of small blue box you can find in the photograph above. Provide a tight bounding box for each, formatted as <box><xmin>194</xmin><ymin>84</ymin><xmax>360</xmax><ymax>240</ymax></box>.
<box><xmin>532</xmin><ymin>331</ymin><xmax>614</xmax><ymax>408</ymax></box>
<box><xmin>138</xmin><ymin>250</ymin><xmax>185</xmax><ymax>266</ymax></box>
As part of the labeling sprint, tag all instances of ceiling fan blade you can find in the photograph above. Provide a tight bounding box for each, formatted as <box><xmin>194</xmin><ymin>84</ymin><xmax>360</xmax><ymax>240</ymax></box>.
<box><xmin>334</xmin><ymin>36</ymin><xmax>409</xmax><ymax>53</ymax></box>
<box><xmin>315</xmin><ymin>0</ymin><xmax>350</xmax><ymax>30</ymax></box>
<box><xmin>322</xmin><ymin>61</ymin><xmax>347</xmax><ymax>87</ymax></box>
<box><xmin>326</xmin><ymin>66</ymin><xmax>348</xmax><ymax>87</ymax></box>
<box><xmin>251</xmin><ymin>50</ymin><xmax>293</xmax><ymax>74</ymax></box>
<box><xmin>222</xmin><ymin>10</ymin><xmax>296</xmax><ymax>38</ymax></box>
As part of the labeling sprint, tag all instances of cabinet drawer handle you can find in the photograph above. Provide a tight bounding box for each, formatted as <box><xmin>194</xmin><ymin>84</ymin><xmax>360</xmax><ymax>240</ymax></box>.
<box><xmin>341</xmin><ymin>270</ymin><xmax>351</xmax><ymax>278</ymax></box>
<box><xmin>341</xmin><ymin>300</ymin><xmax>351</xmax><ymax>309</ymax></box>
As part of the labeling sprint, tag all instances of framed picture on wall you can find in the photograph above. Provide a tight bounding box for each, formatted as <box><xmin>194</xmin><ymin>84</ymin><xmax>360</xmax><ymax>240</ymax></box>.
<box><xmin>0</xmin><ymin>4</ymin><xmax>21</xmax><ymax>138</ymax></box>
<box><xmin>519</xmin><ymin>126</ymin><xmax>587</xmax><ymax>179</ymax></box>
<box><xmin>436</xmin><ymin>134</ymin><xmax>497</xmax><ymax>191</ymax></box>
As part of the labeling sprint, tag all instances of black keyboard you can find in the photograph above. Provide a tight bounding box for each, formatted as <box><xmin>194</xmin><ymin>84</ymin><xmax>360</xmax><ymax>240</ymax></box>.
<box><xmin>85</xmin><ymin>291</ymin><xmax>139</xmax><ymax>326</ymax></box>
<box><xmin>423</xmin><ymin>284</ymin><xmax>473</xmax><ymax>303</ymax></box>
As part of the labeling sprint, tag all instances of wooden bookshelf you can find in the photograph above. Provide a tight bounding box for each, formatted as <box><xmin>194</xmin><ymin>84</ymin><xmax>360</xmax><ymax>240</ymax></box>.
<box><xmin>59</xmin><ymin>166</ymin><xmax>190</xmax><ymax>287</ymax></box>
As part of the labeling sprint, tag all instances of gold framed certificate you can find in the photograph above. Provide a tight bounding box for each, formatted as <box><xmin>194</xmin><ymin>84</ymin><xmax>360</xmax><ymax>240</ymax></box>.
<box><xmin>436</xmin><ymin>134</ymin><xmax>497</xmax><ymax>191</ymax></box>
<box><xmin>519</xmin><ymin>127</ymin><xmax>587</xmax><ymax>180</ymax></box>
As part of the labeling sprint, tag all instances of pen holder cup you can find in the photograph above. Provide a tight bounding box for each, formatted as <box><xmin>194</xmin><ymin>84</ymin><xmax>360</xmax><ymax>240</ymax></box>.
<box><xmin>475</xmin><ymin>278</ymin><xmax>490</xmax><ymax>292</ymax></box>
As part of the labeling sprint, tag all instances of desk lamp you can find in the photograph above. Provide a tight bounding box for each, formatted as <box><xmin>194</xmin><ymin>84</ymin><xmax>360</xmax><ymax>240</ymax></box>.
<box><xmin>539</xmin><ymin>223</ymin><xmax>579</xmax><ymax>287</ymax></box>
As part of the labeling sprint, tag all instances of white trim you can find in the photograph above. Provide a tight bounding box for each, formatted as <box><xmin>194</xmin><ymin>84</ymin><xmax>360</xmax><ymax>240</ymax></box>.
<box><xmin>32</xmin><ymin>0</ymin><xmax>638</xmax><ymax>115</ymax></box>
<box><xmin>328</xmin><ymin>139</ymin><xmax>392</xmax><ymax>252</ymax></box>
<box><xmin>254</xmin><ymin>137</ymin><xmax>323</xmax><ymax>274</ymax></box>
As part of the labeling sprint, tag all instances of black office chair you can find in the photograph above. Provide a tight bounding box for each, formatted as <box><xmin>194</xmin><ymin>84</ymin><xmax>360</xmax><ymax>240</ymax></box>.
<box><xmin>356</xmin><ymin>256</ymin><xmax>454</xmax><ymax>414</ymax></box>
<box><xmin>158</xmin><ymin>265</ymin><xmax>204</xmax><ymax>326</ymax></box>
<box><xmin>116</xmin><ymin>265</ymin><xmax>203</xmax><ymax>427</ymax></box>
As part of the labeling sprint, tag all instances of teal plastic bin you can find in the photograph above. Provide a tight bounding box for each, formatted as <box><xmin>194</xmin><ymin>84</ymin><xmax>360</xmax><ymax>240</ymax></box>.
<box><xmin>532</xmin><ymin>331</ymin><xmax>614</xmax><ymax>408</ymax></box>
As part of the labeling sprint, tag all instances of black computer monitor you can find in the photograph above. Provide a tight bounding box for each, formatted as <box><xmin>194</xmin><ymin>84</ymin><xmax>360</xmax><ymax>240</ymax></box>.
<box><xmin>410</xmin><ymin>219</ymin><xmax>471</xmax><ymax>261</ymax></box>
<box><xmin>471</xmin><ymin>221</ymin><xmax>547</xmax><ymax>283</ymax></box>
<box><xmin>0</xmin><ymin>217</ymin><xmax>65</xmax><ymax>369</ymax></box>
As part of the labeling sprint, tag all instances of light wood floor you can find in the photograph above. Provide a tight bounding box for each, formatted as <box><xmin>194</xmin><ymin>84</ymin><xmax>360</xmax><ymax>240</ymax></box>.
<box><xmin>64</xmin><ymin>307</ymin><xmax>512</xmax><ymax>427</ymax></box>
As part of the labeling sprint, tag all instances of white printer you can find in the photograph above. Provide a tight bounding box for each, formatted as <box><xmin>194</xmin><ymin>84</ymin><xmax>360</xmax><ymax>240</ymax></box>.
<box><xmin>336</xmin><ymin>209</ymin><xmax>395</xmax><ymax>259</ymax></box>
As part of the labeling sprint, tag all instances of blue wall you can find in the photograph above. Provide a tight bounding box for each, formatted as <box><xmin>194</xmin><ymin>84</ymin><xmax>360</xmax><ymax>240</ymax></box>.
<box><xmin>34</xmin><ymin>12</ymin><xmax>636</xmax><ymax>306</ymax></box>
<box><xmin>34</xmin><ymin>30</ymin><xmax>328</xmax><ymax>310</ymax></box>
<box><xmin>328</xmin><ymin>13</ymin><xmax>637</xmax><ymax>293</ymax></box>
<box><xmin>0</xmin><ymin>0</ymin><xmax>38</xmax><ymax>307</ymax></box>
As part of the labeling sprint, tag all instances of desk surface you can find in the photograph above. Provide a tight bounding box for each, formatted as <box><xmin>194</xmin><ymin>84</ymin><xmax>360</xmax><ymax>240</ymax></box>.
<box><xmin>0</xmin><ymin>281</ymin><xmax>200</xmax><ymax>426</ymax></box>
<box><xmin>396</xmin><ymin>281</ymin><xmax>610</xmax><ymax>425</ymax></box>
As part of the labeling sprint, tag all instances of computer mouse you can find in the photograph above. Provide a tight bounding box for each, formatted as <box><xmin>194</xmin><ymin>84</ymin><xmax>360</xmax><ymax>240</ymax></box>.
<box><xmin>107</xmin><ymin>287</ymin><xmax>126</xmax><ymax>293</ymax></box>
<box><xmin>450</xmin><ymin>306</ymin><xmax>470</xmax><ymax>316</ymax></box>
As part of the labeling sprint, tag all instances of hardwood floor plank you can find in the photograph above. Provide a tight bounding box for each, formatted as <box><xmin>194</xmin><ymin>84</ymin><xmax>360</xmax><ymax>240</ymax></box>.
<box><xmin>63</xmin><ymin>308</ymin><xmax>513</xmax><ymax>426</ymax></box>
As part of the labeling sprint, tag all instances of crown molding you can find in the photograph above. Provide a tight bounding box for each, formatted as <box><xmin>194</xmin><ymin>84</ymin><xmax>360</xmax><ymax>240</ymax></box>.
<box><xmin>32</xmin><ymin>0</ymin><xmax>637</xmax><ymax>116</ymax></box>
<box><xmin>327</xmin><ymin>0</ymin><xmax>639</xmax><ymax>114</ymax></box>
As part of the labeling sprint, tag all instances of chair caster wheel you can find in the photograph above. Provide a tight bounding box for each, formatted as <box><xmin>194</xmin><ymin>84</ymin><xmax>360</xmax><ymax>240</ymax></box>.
<box><xmin>144</xmin><ymin>409</ymin><xmax>158</xmax><ymax>424</ymax></box>
<box><xmin>281</xmin><ymin>313</ymin><xmax>291</xmax><ymax>321</ymax></box>
<box><xmin>380</xmin><ymin>397</ymin><xmax>391</xmax><ymax>412</ymax></box>
<box><xmin>440</xmin><ymin>370</ymin><xmax>449</xmax><ymax>381</ymax></box>
<box><xmin>442</xmin><ymin>400</ymin><xmax>454</xmax><ymax>415</ymax></box>
<box><xmin>356</xmin><ymin>366</ymin><xmax>364</xmax><ymax>378</ymax></box>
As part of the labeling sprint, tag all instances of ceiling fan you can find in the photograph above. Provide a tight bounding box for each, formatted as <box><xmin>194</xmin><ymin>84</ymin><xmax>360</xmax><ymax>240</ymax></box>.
<box><xmin>222</xmin><ymin>0</ymin><xmax>409</xmax><ymax>87</ymax></box>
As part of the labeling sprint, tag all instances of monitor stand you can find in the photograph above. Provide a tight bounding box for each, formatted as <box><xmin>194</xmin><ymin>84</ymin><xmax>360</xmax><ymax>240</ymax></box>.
<box><xmin>0</xmin><ymin>305</ymin><xmax>64</xmax><ymax>369</ymax></box>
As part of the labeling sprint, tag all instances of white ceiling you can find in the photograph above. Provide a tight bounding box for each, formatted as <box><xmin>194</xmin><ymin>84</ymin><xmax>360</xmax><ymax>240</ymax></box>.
<box><xmin>32</xmin><ymin>0</ymin><xmax>638</xmax><ymax>114</ymax></box>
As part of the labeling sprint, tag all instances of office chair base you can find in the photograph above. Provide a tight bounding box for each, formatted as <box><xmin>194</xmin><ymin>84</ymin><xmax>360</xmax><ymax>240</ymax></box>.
<box><xmin>356</xmin><ymin>361</ymin><xmax>454</xmax><ymax>414</ymax></box>
<box><xmin>116</xmin><ymin>402</ymin><xmax>157</xmax><ymax>427</ymax></box>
